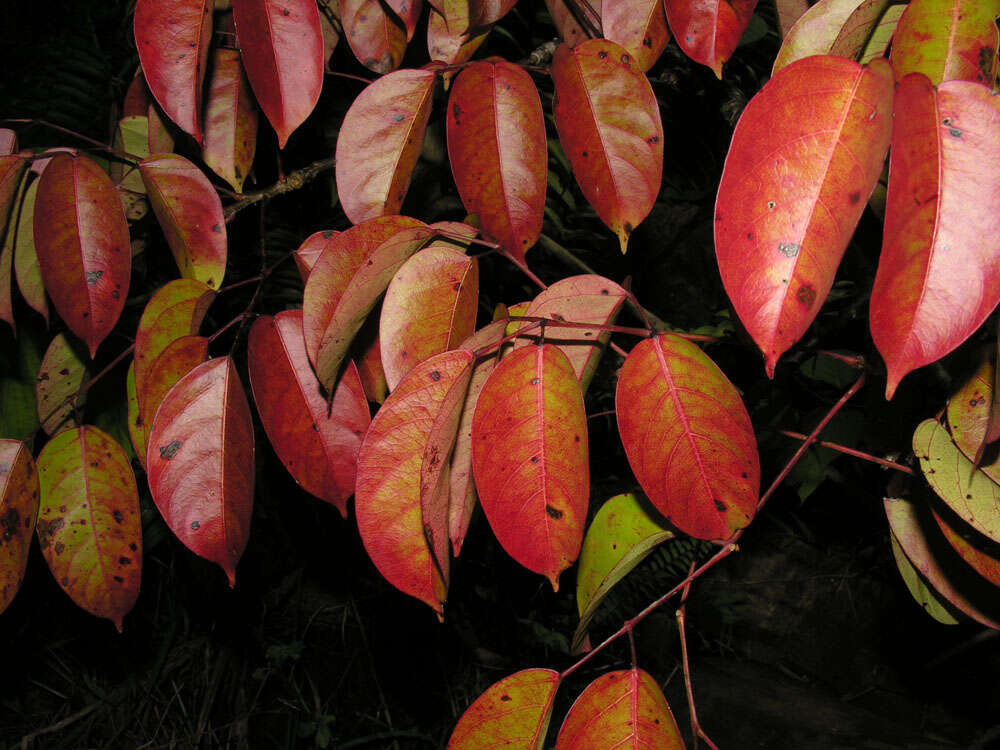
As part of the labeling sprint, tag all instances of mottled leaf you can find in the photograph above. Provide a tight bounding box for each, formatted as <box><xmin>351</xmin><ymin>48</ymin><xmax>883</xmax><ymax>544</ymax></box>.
<box><xmin>146</xmin><ymin>357</ymin><xmax>254</xmax><ymax>585</ymax></box>
<box><xmin>829</xmin><ymin>0</ymin><xmax>905</xmax><ymax>65</ymax></box>
<box><xmin>946</xmin><ymin>352</ymin><xmax>1000</xmax><ymax>475</ymax></box>
<box><xmin>36</xmin><ymin>333</ymin><xmax>88</xmax><ymax>436</ymax></box>
<box><xmin>616</xmin><ymin>334</ymin><xmax>760</xmax><ymax>541</ymax></box>
<box><xmin>448</xmin><ymin>668</ymin><xmax>560</xmax><ymax>749</ymax></box>
<box><xmin>601</xmin><ymin>0</ymin><xmax>670</xmax><ymax>71</ymax></box>
<box><xmin>551</xmin><ymin>39</ymin><xmax>663</xmax><ymax>253</ymax></box>
<box><xmin>716</xmin><ymin>56</ymin><xmax>893</xmax><ymax>376</ymax></box>
<box><xmin>545</xmin><ymin>0</ymin><xmax>601</xmax><ymax>46</ymax></box>
<box><xmin>33</xmin><ymin>154</ymin><xmax>131</xmax><ymax>358</ymax></box>
<box><xmin>202</xmin><ymin>47</ymin><xmax>258</xmax><ymax>192</ymax></box>
<box><xmin>36</xmin><ymin>426</ymin><xmax>141</xmax><ymax>629</ymax></box>
<box><xmin>664</xmin><ymin>0</ymin><xmax>758</xmax><ymax>76</ymax></box>
<box><xmin>249</xmin><ymin>311</ymin><xmax>370</xmax><ymax>516</ymax></box>
<box><xmin>427</xmin><ymin>8</ymin><xmax>489</xmax><ymax>64</ymax></box>
<box><xmin>932</xmin><ymin>507</ymin><xmax>1000</xmax><ymax>588</ymax></box>
<box><xmin>0</xmin><ymin>440</ymin><xmax>39</xmax><ymax>615</ymax></box>
<box><xmin>871</xmin><ymin>76</ymin><xmax>1000</xmax><ymax>397</ymax></box>
<box><xmin>385</xmin><ymin>0</ymin><xmax>422</xmax><ymax>40</ymax></box>
<box><xmin>772</xmin><ymin>0</ymin><xmax>893</xmax><ymax>73</ymax></box>
<box><xmin>340</xmin><ymin>0</ymin><xmax>408</xmax><ymax>74</ymax></box>
<box><xmin>472</xmin><ymin>344</ymin><xmax>589</xmax><ymax>589</ymax></box>
<box><xmin>336</xmin><ymin>69</ymin><xmax>435</xmax><ymax>223</ymax></box>
<box><xmin>776</xmin><ymin>0</ymin><xmax>810</xmax><ymax>36</ymax></box>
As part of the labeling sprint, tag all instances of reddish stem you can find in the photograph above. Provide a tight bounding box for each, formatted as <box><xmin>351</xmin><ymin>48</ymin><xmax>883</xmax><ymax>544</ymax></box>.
<box><xmin>4</xmin><ymin>118</ymin><xmax>140</xmax><ymax>164</ymax></box>
<box><xmin>778</xmin><ymin>429</ymin><xmax>913</xmax><ymax>474</ymax></box>
<box><xmin>816</xmin><ymin>349</ymin><xmax>866</xmax><ymax>369</ymax></box>
<box><xmin>677</xmin><ymin>561</ymin><xmax>719</xmax><ymax>750</ymax></box>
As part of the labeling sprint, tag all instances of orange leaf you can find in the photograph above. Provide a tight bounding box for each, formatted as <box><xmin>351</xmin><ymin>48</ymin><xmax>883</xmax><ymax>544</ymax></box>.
<box><xmin>340</xmin><ymin>0</ymin><xmax>408</xmax><ymax>74</ymax></box>
<box><xmin>665</xmin><ymin>0</ymin><xmax>758</xmax><ymax>77</ymax></box>
<box><xmin>448</xmin><ymin>668</ymin><xmax>560</xmax><ymax>749</ymax></box>
<box><xmin>601</xmin><ymin>0</ymin><xmax>671</xmax><ymax>71</ymax></box>
<box><xmin>0</xmin><ymin>440</ymin><xmax>39</xmax><ymax>615</ymax></box>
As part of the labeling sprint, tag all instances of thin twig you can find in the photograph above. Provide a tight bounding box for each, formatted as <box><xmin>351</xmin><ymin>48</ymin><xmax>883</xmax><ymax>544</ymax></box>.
<box><xmin>677</xmin><ymin>561</ymin><xmax>720</xmax><ymax>750</ymax></box>
<box><xmin>778</xmin><ymin>429</ymin><xmax>913</xmax><ymax>474</ymax></box>
<box><xmin>4</xmin><ymin>119</ymin><xmax>139</xmax><ymax>164</ymax></box>
<box><xmin>223</xmin><ymin>157</ymin><xmax>335</xmax><ymax>221</ymax></box>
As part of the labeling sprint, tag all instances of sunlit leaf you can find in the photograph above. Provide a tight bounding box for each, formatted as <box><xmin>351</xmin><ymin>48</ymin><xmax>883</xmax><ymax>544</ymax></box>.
<box><xmin>664</xmin><ymin>0</ymin><xmax>758</xmax><ymax>77</ymax></box>
<box><xmin>772</xmin><ymin>0</ymin><xmax>893</xmax><ymax>73</ymax></box>
<box><xmin>601</xmin><ymin>0</ymin><xmax>670</xmax><ymax>71</ymax></box>
<box><xmin>385</xmin><ymin>0</ymin><xmax>422</xmax><ymax>40</ymax></box>
<box><xmin>616</xmin><ymin>334</ymin><xmax>760</xmax><ymax>541</ymax></box>
<box><xmin>889</xmin><ymin>532</ymin><xmax>959</xmax><ymax>625</ymax></box>
<box><xmin>36</xmin><ymin>333</ymin><xmax>88</xmax><ymax>436</ymax></box>
<box><xmin>340</xmin><ymin>0</ymin><xmax>408</xmax><ymax>74</ymax></box>
<box><xmin>715</xmin><ymin>56</ymin><xmax>893</xmax><ymax>377</ymax></box>
<box><xmin>146</xmin><ymin>357</ymin><xmax>254</xmax><ymax>586</ymax></box>
<box><xmin>202</xmin><ymin>47</ymin><xmax>258</xmax><ymax>192</ymax></box>
<box><xmin>472</xmin><ymin>344</ymin><xmax>589</xmax><ymax>589</ymax></box>
<box><xmin>551</xmin><ymin>39</ymin><xmax>663</xmax><ymax>253</ymax></box>
<box><xmin>356</xmin><ymin>349</ymin><xmax>474</xmax><ymax>616</ymax></box>
<box><xmin>294</xmin><ymin>229</ymin><xmax>339</xmax><ymax>282</ymax></box>
<box><xmin>110</xmin><ymin>116</ymin><xmax>151</xmax><ymax>194</ymax></box>
<box><xmin>427</xmin><ymin>8</ymin><xmax>489</xmax><ymax>64</ymax></box>
<box><xmin>232</xmin><ymin>0</ymin><xmax>324</xmax><ymax>148</ymax></box>
<box><xmin>572</xmin><ymin>493</ymin><xmax>673</xmax><ymax>652</ymax></box>
<box><xmin>448</xmin><ymin>668</ymin><xmax>560</xmax><ymax>749</ymax></box>
<box><xmin>0</xmin><ymin>440</ymin><xmax>39</xmax><ymax>615</ymax></box>
<box><xmin>336</xmin><ymin>69</ymin><xmax>436</xmax><ymax>224</ymax></box>
<box><xmin>380</xmin><ymin>246</ymin><xmax>478</xmax><ymax>391</ymax></box>
<box><xmin>249</xmin><ymin>311</ymin><xmax>370</xmax><ymax>516</ymax></box>
<box><xmin>946</xmin><ymin>352</ymin><xmax>1000</xmax><ymax>474</ymax></box>
<box><xmin>545</xmin><ymin>0</ymin><xmax>600</xmax><ymax>46</ymax></box>
<box><xmin>870</xmin><ymin>76</ymin><xmax>1000</xmax><ymax>397</ymax></box>
<box><xmin>447</xmin><ymin>60</ymin><xmax>546</xmax><ymax>262</ymax></box>
<box><xmin>33</xmin><ymin>154</ymin><xmax>131</xmax><ymax>358</ymax></box>
<box><xmin>775</xmin><ymin>0</ymin><xmax>810</xmax><ymax>36</ymax></box>
<box><xmin>555</xmin><ymin>668</ymin><xmax>684</xmax><ymax>748</ymax></box>
<box><xmin>36</xmin><ymin>426</ymin><xmax>142</xmax><ymax>630</ymax></box>
<box><xmin>134</xmin><ymin>0</ymin><xmax>213</xmax><ymax>143</ymax></box>
<box><xmin>829</xmin><ymin>0</ymin><xmax>905</xmax><ymax>65</ymax></box>
<box><xmin>302</xmin><ymin>216</ymin><xmax>433</xmax><ymax>390</ymax></box>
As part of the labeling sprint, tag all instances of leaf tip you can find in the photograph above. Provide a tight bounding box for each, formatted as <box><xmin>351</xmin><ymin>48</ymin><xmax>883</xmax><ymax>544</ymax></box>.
<box><xmin>224</xmin><ymin>565</ymin><xmax>237</xmax><ymax>588</ymax></box>
<box><xmin>112</xmin><ymin>616</ymin><xmax>124</xmax><ymax>633</ymax></box>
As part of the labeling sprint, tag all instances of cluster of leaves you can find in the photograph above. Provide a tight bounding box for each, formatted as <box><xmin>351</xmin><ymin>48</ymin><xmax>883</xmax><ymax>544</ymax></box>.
<box><xmin>2</xmin><ymin>0</ymin><xmax>1000</xmax><ymax>744</ymax></box>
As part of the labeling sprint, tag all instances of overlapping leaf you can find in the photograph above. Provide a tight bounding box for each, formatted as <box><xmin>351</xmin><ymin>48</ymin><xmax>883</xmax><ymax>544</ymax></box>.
<box><xmin>0</xmin><ymin>156</ymin><xmax>27</xmax><ymax>333</ymax></box>
<box><xmin>715</xmin><ymin>56</ymin><xmax>893</xmax><ymax>376</ymax></box>
<box><xmin>0</xmin><ymin>440</ymin><xmax>39</xmax><ymax>615</ymax></box>
<box><xmin>12</xmin><ymin>175</ymin><xmax>47</xmax><ymax>323</ymax></box>
<box><xmin>122</xmin><ymin>71</ymin><xmax>176</xmax><ymax>155</ymax></box>
<box><xmin>427</xmin><ymin>8</ymin><xmax>489</xmax><ymax>64</ymax></box>
<box><xmin>36</xmin><ymin>334</ymin><xmax>87</xmax><ymax>436</ymax></box>
<box><xmin>870</xmin><ymin>76</ymin><xmax>1000</xmax><ymax>397</ymax></box>
<box><xmin>828</xmin><ymin>0</ymin><xmax>905</xmax><ymax>65</ymax></box>
<box><xmin>340</xmin><ymin>0</ymin><xmax>408</xmax><ymax>74</ymax></box>
<box><xmin>601</xmin><ymin>0</ymin><xmax>670</xmax><ymax>71</ymax></box>
<box><xmin>889</xmin><ymin>532</ymin><xmax>959</xmax><ymax>625</ymax></box>
<box><xmin>664</xmin><ymin>0</ymin><xmax>758</xmax><ymax>76</ymax></box>
<box><xmin>773</xmin><ymin>0</ymin><xmax>894</xmax><ymax>73</ymax></box>
<box><xmin>146</xmin><ymin>357</ymin><xmax>254</xmax><ymax>585</ymax></box>
<box><xmin>36</xmin><ymin>426</ymin><xmax>141</xmax><ymax>630</ymax></box>
<box><xmin>385</xmin><ymin>0</ymin><xmax>422</xmax><ymax>40</ymax></box>
<box><xmin>551</xmin><ymin>39</ymin><xmax>663</xmax><ymax>253</ymax></box>
<box><xmin>33</xmin><ymin>154</ymin><xmax>131</xmax><ymax>358</ymax></box>
<box><xmin>932</xmin><ymin>507</ymin><xmax>1000</xmax><ymax>588</ymax></box>
<box><xmin>336</xmin><ymin>69</ymin><xmax>436</xmax><ymax>223</ymax></box>
<box><xmin>555</xmin><ymin>668</ymin><xmax>684</xmax><ymax>748</ymax></box>
<box><xmin>890</xmin><ymin>0</ymin><xmax>1000</xmax><ymax>85</ymax></box>
<box><xmin>380</xmin><ymin>246</ymin><xmax>478</xmax><ymax>390</ymax></box>
<box><xmin>472</xmin><ymin>344</ymin><xmax>589</xmax><ymax>589</ymax></box>
<box><xmin>946</xmin><ymin>353</ymin><xmax>1000</xmax><ymax>472</ymax></box>
<box><xmin>202</xmin><ymin>47</ymin><xmax>258</xmax><ymax>192</ymax></box>
<box><xmin>302</xmin><ymin>216</ymin><xmax>433</xmax><ymax>389</ymax></box>
<box><xmin>448</xmin><ymin>668</ymin><xmax>560</xmax><ymax>749</ymax></box>
<box><xmin>294</xmin><ymin>230</ymin><xmax>338</xmax><ymax>281</ymax></box>
<box><xmin>233</xmin><ymin>0</ymin><xmax>324</xmax><ymax>148</ymax></box>
<box><xmin>447</xmin><ymin>60</ymin><xmax>546</xmax><ymax>262</ymax></box>
<box><xmin>545</xmin><ymin>0</ymin><xmax>600</xmax><ymax>46</ymax></box>
<box><xmin>616</xmin><ymin>334</ymin><xmax>759</xmax><ymax>541</ymax></box>
<box><xmin>249</xmin><ymin>311</ymin><xmax>370</xmax><ymax>516</ymax></box>
<box><xmin>0</xmin><ymin>130</ymin><xmax>16</xmax><ymax>155</ymax></box>
<box><xmin>356</xmin><ymin>350</ymin><xmax>474</xmax><ymax>616</ymax></box>
<box><xmin>134</xmin><ymin>0</ymin><xmax>213</xmax><ymax>143</ymax></box>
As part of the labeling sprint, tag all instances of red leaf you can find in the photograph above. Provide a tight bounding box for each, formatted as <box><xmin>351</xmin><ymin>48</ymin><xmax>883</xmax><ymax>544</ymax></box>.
<box><xmin>0</xmin><ymin>155</ymin><xmax>28</xmax><ymax>333</ymax></box>
<box><xmin>616</xmin><ymin>333</ymin><xmax>760</xmax><ymax>541</ymax></box>
<box><xmin>294</xmin><ymin>229</ymin><xmax>339</xmax><ymax>281</ymax></box>
<box><xmin>340</xmin><ymin>0</ymin><xmax>408</xmax><ymax>74</ymax></box>
<box><xmin>302</xmin><ymin>216</ymin><xmax>433</xmax><ymax>389</ymax></box>
<box><xmin>336</xmin><ymin>69</ymin><xmax>436</xmax><ymax>223</ymax></box>
<box><xmin>601</xmin><ymin>0</ymin><xmax>671</xmax><ymax>71</ymax></box>
<box><xmin>380</xmin><ymin>245</ymin><xmax>479</xmax><ymax>390</ymax></box>
<box><xmin>33</xmin><ymin>154</ymin><xmax>131</xmax><ymax>358</ymax></box>
<box><xmin>871</xmin><ymin>75</ymin><xmax>1000</xmax><ymax>398</ymax></box>
<box><xmin>232</xmin><ymin>0</ymin><xmax>324</xmax><ymax>148</ymax></box>
<box><xmin>932</xmin><ymin>507</ymin><xmax>1000</xmax><ymax>589</ymax></box>
<box><xmin>447</xmin><ymin>60</ymin><xmax>546</xmax><ymax>262</ymax></box>
<box><xmin>555</xmin><ymin>668</ymin><xmax>684</xmax><ymax>749</ymax></box>
<box><xmin>449</xmin><ymin>668</ymin><xmax>560</xmax><ymax>749</ymax></box>
<box><xmin>715</xmin><ymin>56</ymin><xmax>893</xmax><ymax>376</ymax></box>
<box><xmin>134</xmin><ymin>0</ymin><xmax>213</xmax><ymax>143</ymax></box>
<box><xmin>664</xmin><ymin>0</ymin><xmax>758</xmax><ymax>77</ymax></box>
<box><xmin>551</xmin><ymin>39</ymin><xmax>663</xmax><ymax>253</ymax></box>
<box><xmin>36</xmin><ymin>426</ymin><xmax>142</xmax><ymax>630</ymax></box>
<box><xmin>0</xmin><ymin>440</ymin><xmax>39</xmax><ymax>615</ymax></box>
<box><xmin>472</xmin><ymin>344</ymin><xmax>589</xmax><ymax>589</ymax></box>
<box><xmin>202</xmin><ymin>47</ymin><xmax>258</xmax><ymax>192</ymax></box>
<box><xmin>249</xmin><ymin>311</ymin><xmax>370</xmax><ymax>516</ymax></box>
<box><xmin>544</xmin><ymin>0</ymin><xmax>599</xmax><ymax>46</ymax></box>
<box><xmin>385</xmin><ymin>0</ymin><xmax>423</xmax><ymax>40</ymax></box>
<box><xmin>356</xmin><ymin>350</ymin><xmax>474</xmax><ymax>616</ymax></box>
<box><xmin>146</xmin><ymin>357</ymin><xmax>254</xmax><ymax>586</ymax></box>
<box><xmin>140</xmin><ymin>154</ymin><xmax>228</xmax><ymax>288</ymax></box>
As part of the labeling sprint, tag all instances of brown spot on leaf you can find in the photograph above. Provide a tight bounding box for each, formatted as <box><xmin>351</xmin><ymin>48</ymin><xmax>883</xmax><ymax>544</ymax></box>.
<box><xmin>191</xmin><ymin>520</ymin><xmax>200</xmax><ymax>530</ymax></box>
<box><xmin>159</xmin><ymin>440</ymin><xmax>182</xmax><ymax>460</ymax></box>
<box><xmin>36</xmin><ymin>518</ymin><xmax>65</xmax><ymax>549</ymax></box>
<box><xmin>545</xmin><ymin>505</ymin><xmax>563</xmax><ymax>519</ymax></box>
<box><xmin>54</xmin><ymin>542</ymin><xmax>65</xmax><ymax>555</ymax></box>
<box><xmin>113</xmin><ymin>509</ymin><xmax>124</xmax><ymax>524</ymax></box>
<box><xmin>713</xmin><ymin>499</ymin><xmax>726</xmax><ymax>512</ymax></box>
<box><xmin>796</xmin><ymin>284</ymin><xmax>816</xmax><ymax>307</ymax></box>
<box><xmin>430</xmin><ymin>370</ymin><xmax>441</xmax><ymax>381</ymax></box>
<box><xmin>119</xmin><ymin>556</ymin><xmax>131</xmax><ymax>565</ymax></box>
<box><xmin>500</xmin><ymin>694</ymin><xmax>511</xmax><ymax>701</ymax></box>
<box><xmin>849</xmin><ymin>191</ymin><xmax>861</xmax><ymax>205</ymax></box>
<box><xmin>86</xmin><ymin>270</ymin><xmax>104</xmax><ymax>285</ymax></box>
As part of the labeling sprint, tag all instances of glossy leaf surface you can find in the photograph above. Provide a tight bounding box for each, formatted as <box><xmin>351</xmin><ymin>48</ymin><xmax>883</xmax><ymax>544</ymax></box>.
<box><xmin>716</xmin><ymin>56</ymin><xmax>893</xmax><ymax>376</ymax></box>
<box><xmin>448</xmin><ymin>668</ymin><xmax>560</xmax><ymax>749</ymax></box>
<box><xmin>555</xmin><ymin>668</ymin><xmax>684</xmax><ymax>749</ymax></box>
<box><xmin>249</xmin><ymin>311</ymin><xmax>370</xmax><ymax>516</ymax></box>
<box><xmin>302</xmin><ymin>216</ymin><xmax>433</xmax><ymax>390</ymax></box>
<box><xmin>616</xmin><ymin>334</ymin><xmax>759</xmax><ymax>541</ymax></box>
<box><xmin>336</xmin><ymin>69</ymin><xmax>435</xmax><ymax>224</ymax></box>
<box><xmin>36</xmin><ymin>426</ymin><xmax>141</xmax><ymax>629</ymax></box>
<box><xmin>232</xmin><ymin>0</ymin><xmax>324</xmax><ymax>148</ymax></box>
<box><xmin>356</xmin><ymin>350</ymin><xmax>474</xmax><ymax>616</ymax></box>
<box><xmin>871</xmin><ymin>76</ymin><xmax>1000</xmax><ymax>397</ymax></box>
<box><xmin>33</xmin><ymin>154</ymin><xmax>131</xmax><ymax>358</ymax></box>
<box><xmin>601</xmin><ymin>0</ymin><xmax>670</xmax><ymax>71</ymax></box>
<box><xmin>380</xmin><ymin>246</ymin><xmax>478</xmax><ymax>391</ymax></box>
<box><xmin>340</xmin><ymin>0</ymin><xmax>408</xmax><ymax>74</ymax></box>
<box><xmin>134</xmin><ymin>0</ymin><xmax>213</xmax><ymax>143</ymax></box>
<box><xmin>573</xmin><ymin>493</ymin><xmax>673</xmax><ymax>651</ymax></box>
<box><xmin>913</xmin><ymin>419</ymin><xmax>1000</xmax><ymax>544</ymax></box>
<box><xmin>0</xmin><ymin>440</ymin><xmax>39</xmax><ymax>615</ymax></box>
<box><xmin>140</xmin><ymin>154</ymin><xmax>227</xmax><ymax>288</ymax></box>
<box><xmin>664</xmin><ymin>0</ymin><xmax>758</xmax><ymax>76</ymax></box>
<box><xmin>202</xmin><ymin>47</ymin><xmax>258</xmax><ymax>192</ymax></box>
<box><xmin>551</xmin><ymin>39</ymin><xmax>663</xmax><ymax>253</ymax></box>
<box><xmin>773</xmin><ymin>0</ymin><xmax>892</xmax><ymax>73</ymax></box>
<box><xmin>146</xmin><ymin>357</ymin><xmax>254</xmax><ymax>586</ymax></box>
<box><xmin>472</xmin><ymin>344</ymin><xmax>589</xmax><ymax>589</ymax></box>
<box><xmin>890</xmin><ymin>0</ymin><xmax>1000</xmax><ymax>85</ymax></box>
<box><xmin>447</xmin><ymin>60</ymin><xmax>547</xmax><ymax>262</ymax></box>
<box><xmin>36</xmin><ymin>333</ymin><xmax>87</xmax><ymax>436</ymax></box>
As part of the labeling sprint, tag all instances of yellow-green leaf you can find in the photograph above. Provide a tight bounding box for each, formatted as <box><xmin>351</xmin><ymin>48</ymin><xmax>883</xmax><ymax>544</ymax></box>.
<box><xmin>448</xmin><ymin>668</ymin><xmax>560</xmax><ymax>749</ymax></box>
<box><xmin>0</xmin><ymin>440</ymin><xmax>39</xmax><ymax>614</ymax></box>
